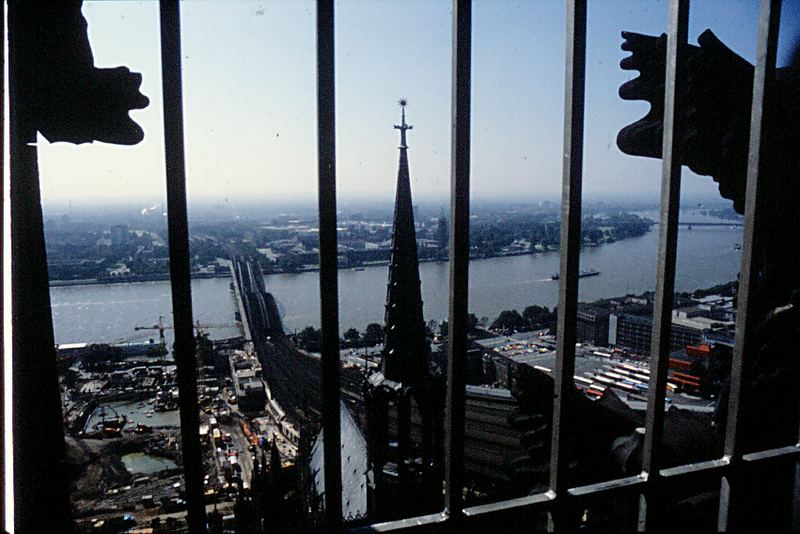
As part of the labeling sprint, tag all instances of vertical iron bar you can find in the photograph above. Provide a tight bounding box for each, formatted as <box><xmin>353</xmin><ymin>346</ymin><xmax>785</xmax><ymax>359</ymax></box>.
<box><xmin>8</xmin><ymin>2</ymin><xmax>73</xmax><ymax>531</ymax></box>
<box><xmin>316</xmin><ymin>0</ymin><xmax>342</xmax><ymax>529</ymax></box>
<box><xmin>637</xmin><ymin>1</ymin><xmax>689</xmax><ymax>530</ymax></box>
<box><xmin>1</xmin><ymin>3</ymin><xmax>5</xmax><ymax>524</ymax></box>
<box><xmin>717</xmin><ymin>0</ymin><xmax>781</xmax><ymax>530</ymax></box>
<box><xmin>444</xmin><ymin>0</ymin><xmax>471</xmax><ymax>524</ymax></box>
<box><xmin>548</xmin><ymin>0</ymin><xmax>586</xmax><ymax>529</ymax></box>
<box><xmin>158</xmin><ymin>2</ymin><xmax>206</xmax><ymax>532</ymax></box>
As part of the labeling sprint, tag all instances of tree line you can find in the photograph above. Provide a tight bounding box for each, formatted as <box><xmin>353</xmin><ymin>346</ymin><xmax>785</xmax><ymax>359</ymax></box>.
<box><xmin>294</xmin><ymin>304</ymin><xmax>557</xmax><ymax>352</ymax></box>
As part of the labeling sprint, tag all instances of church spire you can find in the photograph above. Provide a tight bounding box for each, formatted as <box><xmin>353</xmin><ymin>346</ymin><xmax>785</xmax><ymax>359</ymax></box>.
<box><xmin>382</xmin><ymin>100</ymin><xmax>428</xmax><ymax>384</ymax></box>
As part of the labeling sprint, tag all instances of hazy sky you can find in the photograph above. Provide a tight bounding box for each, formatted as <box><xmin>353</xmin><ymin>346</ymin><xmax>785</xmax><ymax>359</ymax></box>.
<box><xmin>36</xmin><ymin>0</ymin><xmax>800</xmax><ymax>205</ymax></box>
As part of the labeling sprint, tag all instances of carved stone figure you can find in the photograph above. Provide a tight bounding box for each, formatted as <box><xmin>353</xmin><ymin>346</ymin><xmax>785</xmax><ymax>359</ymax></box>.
<box><xmin>508</xmin><ymin>29</ymin><xmax>799</xmax><ymax>529</ymax></box>
<box><xmin>616</xmin><ymin>28</ymin><xmax>799</xmax><ymax>456</ymax></box>
<box><xmin>617</xmin><ymin>29</ymin><xmax>799</xmax><ymax>316</ymax></box>
<box><xmin>14</xmin><ymin>1</ymin><xmax>149</xmax><ymax>144</ymax></box>
<box><xmin>10</xmin><ymin>2</ymin><xmax>150</xmax><ymax>531</ymax></box>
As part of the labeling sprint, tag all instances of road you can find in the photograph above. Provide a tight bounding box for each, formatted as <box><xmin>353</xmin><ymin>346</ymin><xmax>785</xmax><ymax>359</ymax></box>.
<box><xmin>220</xmin><ymin>419</ymin><xmax>254</xmax><ymax>486</ymax></box>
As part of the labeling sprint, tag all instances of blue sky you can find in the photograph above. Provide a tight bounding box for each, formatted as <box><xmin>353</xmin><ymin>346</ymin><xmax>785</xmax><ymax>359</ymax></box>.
<box><xmin>36</xmin><ymin>0</ymin><xmax>800</xmax><ymax>205</ymax></box>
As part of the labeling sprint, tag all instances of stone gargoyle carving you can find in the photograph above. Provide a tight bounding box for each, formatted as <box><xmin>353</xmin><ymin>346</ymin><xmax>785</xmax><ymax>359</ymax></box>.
<box><xmin>15</xmin><ymin>1</ymin><xmax>149</xmax><ymax>145</ymax></box>
<box><xmin>616</xmin><ymin>30</ymin><xmax>799</xmax><ymax>460</ymax></box>
<box><xmin>508</xmin><ymin>29</ymin><xmax>799</xmax><ymax>529</ymax></box>
<box><xmin>617</xmin><ymin>29</ymin><xmax>799</xmax><ymax>318</ymax></box>
<box><xmin>616</xmin><ymin>29</ymin><xmax>799</xmax><ymax>216</ymax></box>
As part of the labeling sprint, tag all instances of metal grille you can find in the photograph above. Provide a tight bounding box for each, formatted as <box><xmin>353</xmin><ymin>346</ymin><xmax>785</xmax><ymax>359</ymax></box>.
<box><xmin>331</xmin><ymin>0</ymin><xmax>799</xmax><ymax>531</ymax></box>
<box><xmin>6</xmin><ymin>0</ymin><xmax>798</xmax><ymax>532</ymax></box>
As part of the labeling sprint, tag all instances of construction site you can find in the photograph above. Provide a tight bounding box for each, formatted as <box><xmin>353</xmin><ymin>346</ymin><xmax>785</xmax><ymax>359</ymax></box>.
<box><xmin>57</xmin><ymin>306</ymin><xmax>300</xmax><ymax>532</ymax></box>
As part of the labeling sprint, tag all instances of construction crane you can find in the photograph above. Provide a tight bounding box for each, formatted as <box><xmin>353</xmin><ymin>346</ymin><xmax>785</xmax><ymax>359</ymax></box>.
<box><xmin>134</xmin><ymin>315</ymin><xmax>168</xmax><ymax>347</ymax></box>
<box><xmin>135</xmin><ymin>316</ymin><xmax>239</xmax><ymax>342</ymax></box>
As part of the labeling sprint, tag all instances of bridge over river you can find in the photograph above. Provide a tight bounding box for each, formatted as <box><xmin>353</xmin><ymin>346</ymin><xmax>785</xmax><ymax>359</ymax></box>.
<box><xmin>674</xmin><ymin>222</ymin><xmax>743</xmax><ymax>227</ymax></box>
<box><xmin>229</xmin><ymin>255</ymin><xmax>284</xmax><ymax>344</ymax></box>
<box><xmin>229</xmin><ymin>255</ymin><xmax>323</xmax><ymax>430</ymax></box>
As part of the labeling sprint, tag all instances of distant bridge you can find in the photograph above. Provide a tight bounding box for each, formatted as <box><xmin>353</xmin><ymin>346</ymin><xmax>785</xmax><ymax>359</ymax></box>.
<box><xmin>229</xmin><ymin>255</ymin><xmax>321</xmax><ymax>430</ymax></box>
<box><xmin>655</xmin><ymin>221</ymin><xmax>743</xmax><ymax>227</ymax></box>
<box><xmin>230</xmin><ymin>255</ymin><xmax>284</xmax><ymax>344</ymax></box>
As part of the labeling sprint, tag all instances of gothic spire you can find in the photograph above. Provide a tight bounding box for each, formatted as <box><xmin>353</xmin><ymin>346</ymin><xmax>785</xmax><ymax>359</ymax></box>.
<box><xmin>382</xmin><ymin>100</ymin><xmax>428</xmax><ymax>384</ymax></box>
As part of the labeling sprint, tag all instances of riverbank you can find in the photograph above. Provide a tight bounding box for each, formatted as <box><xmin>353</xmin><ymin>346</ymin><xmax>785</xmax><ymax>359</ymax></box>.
<box><xmin>47</xmin><ymin>233</ymin><xmax>641</xmax><ymax>286</ymax></box>
<box><xmin>47</xmin><ymin>247</ymin><xmax>561</xmax><ymax>285</ymax></box>
<box><xmin>277</xmin><ymin>224</ymin><xmax>743</xmax><ymax>332</ymax></box>
<box><xmin>49</xmin><ymin>270</ymin><xmax>231</xmax><ymax>287</ymax></box>
<box><xmin>279</xmin><ymin>246</ymin><xmax>569</xmax><ymax>274</ymax></box>
<box><xmin>50</xmin><ymin>222</ymin><xmax>743</xmax><ymax>341</ymax></box>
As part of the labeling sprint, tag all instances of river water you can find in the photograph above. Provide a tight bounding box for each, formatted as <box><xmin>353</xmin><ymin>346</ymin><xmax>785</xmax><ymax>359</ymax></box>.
<box><xmin>50</xmin><ymin>210</ymin><xmax>743</xmax><ymax>344</ymax></box>
<box><xmin>50</xmin><ymin>277</ymin><xmax>242</xmax><ymax>346</ymax></box>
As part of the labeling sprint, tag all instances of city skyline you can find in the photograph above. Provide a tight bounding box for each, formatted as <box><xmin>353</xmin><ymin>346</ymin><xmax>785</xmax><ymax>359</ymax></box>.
<box><xmin>36</xmin><ymin>0</ymin><xmax>800</xmax><ymax>204</ymax></box>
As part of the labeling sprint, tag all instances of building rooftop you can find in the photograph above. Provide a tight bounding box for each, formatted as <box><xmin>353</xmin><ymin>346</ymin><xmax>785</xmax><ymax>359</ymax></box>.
<box><xmin>310</xmin><ymin>401</ymin><xmax>371</xmax><ymax>520</ymax></box>
<box><xmin>671</xmin><ymin>315</ymin><xmax>734</xmax><ymax>331</ymax></box>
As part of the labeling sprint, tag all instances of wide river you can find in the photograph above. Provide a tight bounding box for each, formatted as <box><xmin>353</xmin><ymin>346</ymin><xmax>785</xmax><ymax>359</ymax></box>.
<box><xmin>50</xmin><ymin>211</ymin><xmax>743</xmax><ymax>344</ymax></box>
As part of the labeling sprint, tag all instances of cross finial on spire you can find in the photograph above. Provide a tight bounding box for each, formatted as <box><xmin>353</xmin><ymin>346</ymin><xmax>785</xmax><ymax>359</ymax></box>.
<box><xmin>394</xmin><ymin>98</ymin><xmax>413</xmax><ymax>148</ymax></box>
